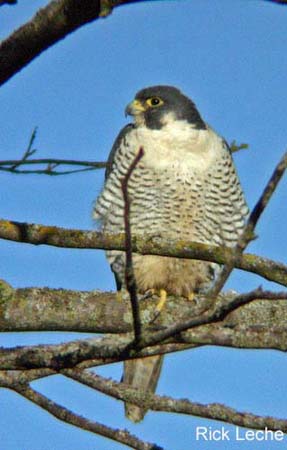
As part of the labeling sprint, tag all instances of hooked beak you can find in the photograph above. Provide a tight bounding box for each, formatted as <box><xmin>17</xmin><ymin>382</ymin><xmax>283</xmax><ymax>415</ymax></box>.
<box><xmin>125</xmin><ymin>99</ymin><xmax>146</xmax><ymax>117</ymax></box>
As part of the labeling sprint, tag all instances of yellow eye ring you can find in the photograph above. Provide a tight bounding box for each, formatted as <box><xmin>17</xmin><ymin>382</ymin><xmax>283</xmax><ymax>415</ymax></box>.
<box><xmin>146</xmin><ymin>97</ymin><xmax>164</xmax><ymax>107</ymax></box>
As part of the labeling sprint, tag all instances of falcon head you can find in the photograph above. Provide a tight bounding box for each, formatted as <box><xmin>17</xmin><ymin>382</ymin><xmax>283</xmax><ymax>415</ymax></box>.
<box><xmin>125</xmin><ymin>85</ymin><xmax>206</xmax><ymax>130</ymax></box>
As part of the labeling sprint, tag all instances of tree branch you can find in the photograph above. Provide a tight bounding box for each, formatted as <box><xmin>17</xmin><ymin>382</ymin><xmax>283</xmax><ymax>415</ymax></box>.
<box><xmin>2</xmin><ymin>363</ymin><xmax>287</xmax><ymax>439</ymax></box>
<box><xmin>0</xmin><ymin>127</ymin><xmax>106</xmax><ymax>175</ymax></box>
<box><xmin>64</xmin><ymin>369</ymin><xmax>287</xmax><ymax>433</ymax></box>
<box><xmin>0</xmin><ymin>221</ymin><xmax>286</xmax><ymax>286</ymax></box>
<box><xmin>1</xmin><ymin>286</ymin><xmax>287</xmax><ymax>371</ymax></box>
<box><xmin>0</xmin><ymin>158</ymin><xmax>106</xmax><ymax>175</ymax></box>
<box><xmin>0</xmin><ymin>0</ymin><xmax>149</xmax><ymax>87</ymax></box>
<box><xmin>267</xmin><ymin>0</ymin><xmax>287</xmax><ymax>4</ymax></box>
<box><xmin>0</xmin><ymin>0</ymin><xmax>285</xmax><ymax>86</ymax></box>
<box><xmin>135</xmin><ymin>288</ymin><xmax>287</xmax><ymax>350</ymax></box>
<box><xmin>0</xmin><ymin>368</ymin><xmax>54</xmax><ymax>386</ymax></box>
<box><xmin>1</xmin><ymin>321</ymin><xmax>287</xmax><ymax>371</ymax></box>
<box><xmin>1</xmin><ymin>280</ymin><xmax>287</xmax><ymax>334</ymax></box>
<box><xmin>10</xmin><ymin>383</ymin><xmax>161</xmax><ymax>450</ymax></box>
<box><xmin>0</xmin><ymin>0</ymin><xmax>17</xmax><ymax>5</ymax></box>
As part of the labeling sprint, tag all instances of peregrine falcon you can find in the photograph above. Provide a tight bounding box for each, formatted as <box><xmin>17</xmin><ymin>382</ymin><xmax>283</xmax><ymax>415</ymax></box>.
<box><xmin>94</xmin><ymin>85</ymin><xmax>248</xmax><ymax>422</ymax></box>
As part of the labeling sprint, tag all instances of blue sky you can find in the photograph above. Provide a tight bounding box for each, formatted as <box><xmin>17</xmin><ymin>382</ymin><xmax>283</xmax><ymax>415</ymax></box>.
<box><xmin>0</xmin><ymin>1</ymin><xmax>286</xmax><ymax>449</ymax></box>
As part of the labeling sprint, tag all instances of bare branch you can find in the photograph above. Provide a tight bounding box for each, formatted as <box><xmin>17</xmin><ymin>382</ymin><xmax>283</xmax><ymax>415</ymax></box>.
<box><xmin>248</xmin><ymin>151</ymin><xmax>287</xmax><ymax>229</ymax></box>
<box><xmin>0</xmin><ymin>127</ymin><xmax>106</xmax><ymax>175</ymax></box>
<box><xmin>0</xmin><ymin>0</ymin><xmax>149</xmax><ymax>87</ymax></box>
<box><xmin>2</xmin><ymin>364</ymin><xmax>287</xmax><ymax>437</ymax></box>
<box><xmin>1</xmin><ymin>286</ymin><xmax>287</xmax><ymax>371</ymax></box>
<box><xmin>2</xmin><ymin>315</ymin><xmax>287</xmax><ymax>371</ymax></box>
<box><xmin>0</xmin><ymin>158</ymin><xmax>106</xmax><ymax>175</ymax></box>
<box><xmin>229</xmin><ymin>140</ymin><xmax>249</xmax><ymax>153</ymax></box>
<box><xmin>0</xmin><ymin>0</ymin><xmax>285</xmax><ymax>85</ymax></box>
<box><xmin>209</xmin><ymin>150</ymin><xmax>287</xmax><ymax>297</ymax></box>
<box><xmin>65</xmin><ymin>369</ymin><xmax>287</xmax><ymax>433</ymax></box>
<box><xmin>0</xmin><ymin>219</ymin><xmax>285</xmax><ymax>286</ymax></box>
<box><xmin>10</xmin><ymin>383</ymin><xmax>161</xmax><ymax>450</ymax></box>
<box><xmin>0</xmin><ymin>368</ymin><xmax>54</xmax><ymax>386</ymax></box>
<box><xmin>0</xmin><ymin>0</ymin><xmax>17</xmax><ymax>5</ymax></box>
<box><xmin>137</xmin><ymin>288</ymin><xmax>287</xmax><ymax>349</ymax></box>
<box><xmin>1</xmin><ymin>280</ymin><xmax>287</xmax><ymax>341</ymax></box>
<box><xmin>12</xmin><ymin>127</ymin><xmax>38</xmax><ymax>168</ymax></box>
<box><xmin>267</xmin><ymin>0</ymin><xmax>287</xmax><ymax>4</ymax></box>
<box><xmin>121</xmin><ymin>147</ymin><xmax>144</xmax><ymax>344</ymax></box>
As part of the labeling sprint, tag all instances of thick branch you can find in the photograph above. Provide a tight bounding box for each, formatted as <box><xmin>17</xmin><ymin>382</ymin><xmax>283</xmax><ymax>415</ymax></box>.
<box><xmin>0</xmin><ymin>0</ymin><xmax>17</xmax><ymax>5</ymax></box>
<box><xmin>268</xmin><ymin>0</ymin><xmax>287</xmax><ymax>4</ymax></box>
<box><xmin>0</xmin><ymin>0</ymin><xmax>147</xmax><ymax>87</ymax></box>
<box><xmin>0</xmin><ymin>0</ymin><xmax>285</xmax><ymax>86</ymax></box>
<box><xmin>1</xmin><ymin>280</ymin><xmax>287</xmax><ymax>334</ymax></box>
<box><xmin>1</xmin><ymin>286</ymin><xmax>287</xmax><ymax>370</ymax></box>
<box><xmin>0</xmin><ymin>368</ymin><xmax>54</xmax><ymax>386</ymax></box>
<box><xmin>0</xmin><ymin>220</ymin><xmax>286</xmax><ymax>286</ymax></box>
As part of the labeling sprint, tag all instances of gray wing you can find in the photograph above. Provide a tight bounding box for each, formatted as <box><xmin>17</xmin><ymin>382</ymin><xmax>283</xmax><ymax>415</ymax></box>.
<box><xmin>105</xmin><ymin>123</ymin><xmax>134</xmax><ymax>180</ymax></box>
<box><xmin>94</xmin><ymin>124</ymin><xmax>134</xmax><ymax>290</ymax></box>
<box><xmin>94</xmin><ymin>123</ymin><xmax>134</xmax><ymax>221</ymax></box>
<box><xmin>204</xmin><ymin>139</ymin><xmax>249</xmax><ymax>248</ymax></box>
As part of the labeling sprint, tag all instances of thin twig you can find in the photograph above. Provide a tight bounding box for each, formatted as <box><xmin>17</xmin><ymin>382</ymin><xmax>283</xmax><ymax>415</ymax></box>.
<box><xmin>209</xmin><ymin>150</ymin><xmax>287</xmax><ymax>297</ymax></box>
<box><xmin>0</xmin><ymin>158</ymin><xmax>107</xmax><ymax>175</ymax></box>
<box><xmin>11</xmin><ymin>384</ymin><xmax>162</xmax><ymax>450</ymax></box>
<box><xmin>0</xmin><ymin>158</ymin><xmax>106</xmax><ymax>166</ymax></box>
<box><xmin>229</xmin><ymin>140</ymin><xmax>249</xmax><ymax>153</ymax></box>
<box><xmin>0</xmin><ymin>166</ymin><xmax>100</xmax><ymax>176</ymax></box>
<box><xmin>121</xmin><ymin>147</ymin><xmax>144</xmax><ymax>345</ymax></box>
<box><xmin>10</xmin><ymin>127</ymin><xmax>38</xmax><ymax>170</ymax></box>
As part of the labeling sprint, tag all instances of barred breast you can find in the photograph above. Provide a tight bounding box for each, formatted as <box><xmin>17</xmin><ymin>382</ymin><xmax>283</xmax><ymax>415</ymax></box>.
<box><xmin>94</xmin><ymin>122</ymin><xmax>248</xmax><ymax>296</ymax></box>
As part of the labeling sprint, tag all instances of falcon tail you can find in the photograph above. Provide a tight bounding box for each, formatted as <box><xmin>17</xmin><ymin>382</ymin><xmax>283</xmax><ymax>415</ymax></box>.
<box><xmin>123</xmin><ymin>355</ymin><xmax>163</xmax><ymax>422</ymax></box>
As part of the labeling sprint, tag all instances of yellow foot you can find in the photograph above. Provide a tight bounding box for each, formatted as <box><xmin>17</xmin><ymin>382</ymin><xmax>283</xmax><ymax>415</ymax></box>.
<box><xmin>187</xmin><ymin>292</ymin><xmax>195</xmax><ymax>302</ymax></box>
<box><xmin>156</xmin><ymin>289</ymin><xmax>167</xmax><ymax>313</ymax></box>
<box><xmin>148</xmin><ymin>289</ymin><xmax>168</xmax><ymax>324</ymax></box>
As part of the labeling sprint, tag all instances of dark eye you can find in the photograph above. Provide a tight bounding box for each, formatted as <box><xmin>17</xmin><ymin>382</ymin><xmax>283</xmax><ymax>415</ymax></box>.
<box><xmin>146</xmin><ymin>97</ymin><xmax>164</xmax><ymax>107</ymax></box>
<box><xmin>150</xmin><ymin>97</ymin><xmax>160</xmax><ymax>105</ymax></box>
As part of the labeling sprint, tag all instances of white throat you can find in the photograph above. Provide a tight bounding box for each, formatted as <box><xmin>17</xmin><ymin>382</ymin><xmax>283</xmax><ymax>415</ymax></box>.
<box><xmin>129</xmin><ymin>118</ymin><xmax>222</xmax><ymax>173</ymax></box>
